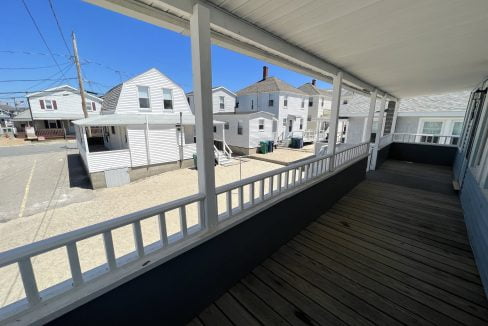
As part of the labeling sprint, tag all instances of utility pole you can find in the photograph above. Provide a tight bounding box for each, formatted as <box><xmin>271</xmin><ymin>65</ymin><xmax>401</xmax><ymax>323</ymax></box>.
<box><xmin>72</xmin><ymin>32</ymin><xmax>91</xmax><ymax>137</ymax></box>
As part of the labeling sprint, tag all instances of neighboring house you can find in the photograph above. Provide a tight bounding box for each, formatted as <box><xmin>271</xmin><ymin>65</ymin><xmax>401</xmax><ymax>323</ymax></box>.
<box><xmin>213</xmin><ymin>112</ymin><xmax>278</xmax><ymax>155</ymax></box>
<box><xmin>187</xmin><ymin>86</ymin><xmax>236</xmax><ymax>114</ymax></box>
<box><xmin>0</xmin><ymin>109</ymin><xmax>13</xmax><ymax>136</ymax></box>
<box><xmin>25</xmin><ymin>85</ymin><xmax>103</xmax><ymax>138</ymax></box>
<box><xmin>298</xmin><ymin>80</ymin><xmax>332</xmax><ymax>134</ymax></box>
<box><xmin>340</xmin><ymin>90</ymin><xmax>470</xmax><ymax>144</ymax></box>
<box><xmin>73</xmin><ymin>68</ymin><xmax>226</xmax><ymax>188</ymax></box>
<box><xmin>235</xmin><ymin>66</ymin><xmax>309</xmax><ymax>141</ymax></box>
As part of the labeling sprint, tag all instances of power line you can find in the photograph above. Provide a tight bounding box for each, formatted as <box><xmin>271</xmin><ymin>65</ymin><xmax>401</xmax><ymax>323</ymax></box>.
<box><xmin>0</xmin><ymin>78</ymin><xmax>77</xmax><ymax>83</ymax></box>
<box><xmin>0</xmin><ymin>64</ymin><xmax>70</xmax><ymax>70</ymax></box>
<box><xmin>48</xmin><ymin>0</ymin><xmax>72</xmax><ymax>56</ymax></box>
<box><xmin>21</xmin><ymin>0</ymin><xmax>69</xmax><ymax>83</ymax></box>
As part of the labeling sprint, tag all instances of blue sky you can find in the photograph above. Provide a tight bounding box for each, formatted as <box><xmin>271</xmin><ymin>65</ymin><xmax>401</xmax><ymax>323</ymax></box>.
<box><xmin>0</xmin><ymin>0</ymin><xmax>331</xmax><ymax>106</ymax></box>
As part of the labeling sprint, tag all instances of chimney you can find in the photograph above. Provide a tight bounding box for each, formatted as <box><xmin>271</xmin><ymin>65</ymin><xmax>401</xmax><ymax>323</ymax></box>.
<box><xmin>262</xmin><ymin>66</ymin><xmax>269</xmax><ymax>80</ymax></box>
<box><xmin>312</xmin><ymin>79</ymin><xmax>316</xmax><ymax>86</ymax></box>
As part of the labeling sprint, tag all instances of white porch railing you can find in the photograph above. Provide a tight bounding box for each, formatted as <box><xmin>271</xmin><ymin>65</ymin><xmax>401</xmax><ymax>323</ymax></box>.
<box><xmin>392</xmin><ymin>133</ymin><xmax>460</xmax><ymax>146</ymax></box>
<box><xmin>0</xmin><ymin>141</ymin><xmax>369</xmax><ymax>324</ymax></box>
<box><xmin>378</xmin><ymin>133</ymin><xmax>393</xmax><ymax>149</ymax></box>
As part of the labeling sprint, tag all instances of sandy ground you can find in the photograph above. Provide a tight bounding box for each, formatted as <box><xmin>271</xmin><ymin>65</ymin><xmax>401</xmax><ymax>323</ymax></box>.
<box><xmin>0</xmin><ymin>137</ymin><xmax>29</xmax><ymax>147</ymax></box>
<box><xmin>250</xmin><ymin>148</ymin><xmax>314</xmax><ymax>164</ymax></box>
<box><xmin>0</xmin><ymin>158</ymin><xmax>281</xmax><ymax>308</ymax></box>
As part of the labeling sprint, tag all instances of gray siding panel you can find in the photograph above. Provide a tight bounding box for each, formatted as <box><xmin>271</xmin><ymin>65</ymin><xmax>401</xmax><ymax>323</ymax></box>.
<box><xmin>460</xmin><ymin>169</ymin><xmax>488</xmax><ymax>298</ymax></box>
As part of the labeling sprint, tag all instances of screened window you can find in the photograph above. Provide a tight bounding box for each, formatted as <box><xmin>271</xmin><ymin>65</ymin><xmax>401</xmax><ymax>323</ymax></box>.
<box><xmin>237</xmin><ymin>121</ymin><xmax>243</xmax><ymax>135</ymax></box>
<box><xmin>138</xmin><ymin>86</ymin><xmax>150</xmax><ymax>109</ymax></box>
<box><xmin>219</xmin><ymin>96</ymin><xmax>225</xmax><ymax>110</ymax></box>
<box><xmin>259</xmin><ymin>119</ymin><xmax>265</xmax><ymax>131</ymax></box>
<box><xmin>163</xmin><ymin>88</ymin><xmax>173</xmax><ymax>110</ymax></box>
<box><xmin>45</xmin><ymin>100</ymin><xmax>53</xmax><ymax>110</ymax></box>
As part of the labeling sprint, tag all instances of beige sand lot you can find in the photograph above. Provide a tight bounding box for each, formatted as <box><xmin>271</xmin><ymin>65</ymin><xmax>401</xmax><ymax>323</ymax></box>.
<box><xmin>0</xmin><ymin>158</ymin><xmax>281</xmax><ymax>308</ymax></box>
<box><xmin>251</xmin><ymin>148</ymin><xmax>314</xmax><ymax>165</ymax></box>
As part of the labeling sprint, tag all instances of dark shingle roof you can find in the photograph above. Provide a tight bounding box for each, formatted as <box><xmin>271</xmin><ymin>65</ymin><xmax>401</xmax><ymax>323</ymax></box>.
<box><xmin>101</xmin><ymin>83</ymin><xmax>122</xmax><ymax>112</ymax></box>
<box><xmin>236</xmin><ymin>77</ymin><xmax>306</xmax><ymax>96</ymax></box>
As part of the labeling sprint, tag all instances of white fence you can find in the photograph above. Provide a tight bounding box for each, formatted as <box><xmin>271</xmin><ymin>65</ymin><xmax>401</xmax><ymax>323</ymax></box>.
<box><xmin>392</xmin><ymin>133</ymin><xmax>460</xmax><ymax>146</ymax></box>
<box><xmin>0</xmin><ymin>141</ymin><xmax>369</xmax><ymax>324</ymax></box>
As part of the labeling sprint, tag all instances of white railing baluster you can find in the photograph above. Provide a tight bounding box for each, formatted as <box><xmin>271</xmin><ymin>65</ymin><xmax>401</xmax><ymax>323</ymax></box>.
<box><xmin>249</xmin><ymin>182</ymin><xmax>255</xmax><ymax>205</ymax></box>
<box><xmin>180</xmin><ymin>206</ymin><xmax>188</xmax><ymax>237</ymax></box>
<box><xmin>226</xmin><ymin>190</ymin><xmax>233</xmax><ymax>217</ymax></box>
<box><xmin>284</xmin><ymin>170</ymin><xmax>289</xmax><ymax>190</ymax></box>
<box><xmin>277</xmin><ymin>173</ymin><xmax>282</xmax><ymax>193</ymax></box>
<box><xmin>291</xmin><ymin>168</ymin><xmax>296</xmax><ymax>187</ymax></box>
<box><xmin>198</xmin><ymin>199</ymin><xmax>206</xmax><ymax>229</ymax></box>
<box><xmin>158</xmin><ymin>213</ymin><xmax>169</xmax><ymax>247</ymax></box>
<box><xmin>103</xmin><ymin>231</ymin><xmax>117</xmax><ymax>270</ymax></box>
<box><xmin>269</xmin><ymin>175</ymin><xmax>274</xmax><ymax>196</ymax></box>
<box><xmin>18</xmin><ymin>258</ymin><xmax>40</xmax><ymax>305</ymax></box>
<box><xmin>66</xmin><ymin>243</ymin><xmax>83</xmax><ymax>287</ymax></box>
<box><xmin>238</xmin><ymin>186</ymin><xmax>244</xmax><ymax>211</ymax></box>
<box><xmin>133</xmin><ymin>221</ymin><xmax>144</xmax><ymax>258</ymax></box>
<box><xmin>260</xmin><ymin>178</ymin><xmax>265</xmax><ymax>201</ymax></box>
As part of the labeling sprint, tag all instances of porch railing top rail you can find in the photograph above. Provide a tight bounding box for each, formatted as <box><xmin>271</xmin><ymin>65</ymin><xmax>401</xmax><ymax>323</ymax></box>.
<box><xmin>392</xmin><ymin>133</ymin><xmax>460</xmax><ymax>146</ymax></box>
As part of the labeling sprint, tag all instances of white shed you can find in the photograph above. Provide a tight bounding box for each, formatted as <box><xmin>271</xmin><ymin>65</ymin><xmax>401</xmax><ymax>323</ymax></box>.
<box><xmin>213</xmin><ymin>111</ymin><xmax>278</xmax><ymax>155</ymax></box>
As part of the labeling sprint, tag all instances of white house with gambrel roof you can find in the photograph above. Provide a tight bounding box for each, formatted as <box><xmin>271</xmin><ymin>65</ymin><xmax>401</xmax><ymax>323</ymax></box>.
<box><xmin>298</xmin><ymin>80</ymin><xmax>332</xmax><ymax>135</ymax></box>
<box><xmin>235</xmin><ymin>66</ymin><xmax>309</xmax><ymax>141</ymax></box>
<box><xmin>187</xmin><ymin>86</ymin><xmax>236</xmax><ymax>114</ymax></box>
<box><xmin>73</xmin><ymin>68</ymin><xmax>228</xmax><ymax>188</ymax></box>
<box><xmin>25</xmin><ymin>85</ymin><xmax>102</xmax><ymax>138</ymax></box>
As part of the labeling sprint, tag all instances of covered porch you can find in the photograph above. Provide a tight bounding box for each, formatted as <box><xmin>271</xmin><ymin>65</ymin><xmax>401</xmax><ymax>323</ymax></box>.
<box><xmin>0</xmin><ymin>0</ymin><xmax>487</xmax><ymax>325</ymax></box>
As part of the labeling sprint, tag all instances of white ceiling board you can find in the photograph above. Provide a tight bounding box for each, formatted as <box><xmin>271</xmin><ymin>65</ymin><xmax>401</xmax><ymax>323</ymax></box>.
<box><xmin>87</xmin><ymin>0</ymin><xmax>488</xmax><ymax>98</ymax></box>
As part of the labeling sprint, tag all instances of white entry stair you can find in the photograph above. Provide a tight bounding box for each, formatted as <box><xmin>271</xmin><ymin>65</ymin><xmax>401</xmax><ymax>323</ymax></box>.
<box><xmin>214</xmin><ymin>142</ymin><xmax>233</xmax><ymax>165</ymax></box>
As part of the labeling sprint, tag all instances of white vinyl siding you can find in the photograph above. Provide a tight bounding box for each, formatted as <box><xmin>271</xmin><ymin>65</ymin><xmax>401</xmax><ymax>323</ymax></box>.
<box><xmin>128</xmin><ymin>126</ymin><xmax>148</xmax><ymax>167</ymax></box>
<box><xmin>148</xmin><ymin>126</ymin><xmax>179</xmax><ymax>163</ymax></box>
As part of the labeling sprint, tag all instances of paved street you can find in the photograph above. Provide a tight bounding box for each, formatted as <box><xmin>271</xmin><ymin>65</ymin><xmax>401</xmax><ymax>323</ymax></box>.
<box><xmin>0</xmin><ymin>141</ymin><xmax>78</xmax><ymax>158</ymax></box>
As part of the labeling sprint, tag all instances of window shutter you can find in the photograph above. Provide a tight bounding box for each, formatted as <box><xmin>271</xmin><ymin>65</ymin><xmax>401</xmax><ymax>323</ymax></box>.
<box><xmin>92</xmin><ymin>102</ymin><xmax>96</xmax><ymax>111</ymax></box>
<box><xmin>40</xmin><ymin>100</ymin><xmax>45</xmax><ymax>109</ymax></box>
<box><xmin>53</xmin><ymin>100</ymin><xmax>58</xmax><ymax>110</ymax></box>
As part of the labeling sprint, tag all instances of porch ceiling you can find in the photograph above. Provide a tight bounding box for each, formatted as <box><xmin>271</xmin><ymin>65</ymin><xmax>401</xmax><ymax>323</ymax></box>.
<box><xmin>86</xmin><ymin>0</ymin><xmax>488</xmax><ymax>99</ymax></box>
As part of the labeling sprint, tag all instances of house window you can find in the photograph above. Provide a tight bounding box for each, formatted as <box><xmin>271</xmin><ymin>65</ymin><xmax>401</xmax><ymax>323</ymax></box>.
<box><xmin>163</xmin><ymin>88</ymin><xmax>173</xmax><ymax>110</ymax></box>
<box><xmin>251</xmin><ymin>99</ymin><xmax>254</xmax><ymax>110</ymax></box>
<box><xmin>284</xmin><ymin>96</ymin><xmax>288</xmax><ymax>108</ymax></box>
<box><xmin>321</xmin><ymin>97</ymin><xmax>325</xmax><ymax>106</ymax></box>
<box><xmin>307</xmin><ymin>115</ymin><xmax>312</xmax><ymax>121</ymax></box>
<box><xmin>283</xmin><ymin>118</ymin><xmax>287</xmax><ymax>126</ymax></box>
<box><xmin>301</xmin><ymin>98</ymin><xmax>305</xmax><ymax>108</ymax></box>
<box><xmin>138</xmin><ymin>86</ymin><xmax>150</xmax><ymax>109</ymax></box>
<box><xmin>111</xmin><ymin>126</ymin><xmax>116</xmax><ymax>134</ymax></box>
<box><xmin>299</xmin><ymin>118</ymin><xmax>303</xmax><ymax>130</ymax></box>
<box><xmin>421</xmin><ymin>121</ymin><xmax>443</xmax><ymax>143</ymax></box>
<box><xmin>219</xmin><ymin>96</ymin><xmax>225</xmax><ymax>110</ymax></box>
<box><xmin>259</xmin><ymin>119</ymin><xmax>265</xmax><ymax>131</ymax></box>
<box><xmin>85</xmin><ymin>102</ymin><xmax>95</xmax><ymax>112</ymax></box>
<box><xmin>237</xmin><ymin>121</ymin><xmax>243</xmax><ymax>135</ymax></box>
<box><xmin>309</xmin><ymin>97</ymin><xmax>313</xmax><ymax>107</ymax></box>
<box><xmin>45</xmin><ymin>100</ymin><xmax>53</xmax><ymax>110</ymax></box>
<box><xmin>224</xmin><ymin>122</ymin><xmax>229</xmax><ymax>130</ymax></box>
<box><xmin>235</xmin><ymin>101</ymin><xmax>239</xmax><ymax>108</ymax></box>
<box><xmin>213</xmin><ymin>125</ymin><xmax>217</xmax><ymax>133</ymax></box>
<box><xmin>268</xmin><ymin>94</ymin><xmax>274</xmax><ymax>107</ymax></box>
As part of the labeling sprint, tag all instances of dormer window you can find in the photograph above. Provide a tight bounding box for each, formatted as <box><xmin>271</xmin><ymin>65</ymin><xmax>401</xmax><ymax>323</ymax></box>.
<box><xmin>138</xmin><ymin>86</ymin><xmax>150</xmax><ymax>109</ymax></box>
<box><xmin>163</xmin><ymin>88</ymin><xmax>173</xmax><ymax>110</ymax></box>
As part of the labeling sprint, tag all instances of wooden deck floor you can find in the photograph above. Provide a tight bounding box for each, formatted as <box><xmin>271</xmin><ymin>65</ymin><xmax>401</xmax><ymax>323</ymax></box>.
<box><xmin>189</xmin><ymin>160</ymin><xmax>488</xmax><ymax>326</ymax></box>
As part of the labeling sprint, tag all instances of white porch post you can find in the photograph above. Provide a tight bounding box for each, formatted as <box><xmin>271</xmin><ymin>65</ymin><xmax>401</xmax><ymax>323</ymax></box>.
<box><xmin>390</xmin><ymin>99</ymin><xmax>400</xmax><ymax>134</ymax></box>
<box><xmin>327</xmin><ymin>72</ymin><xmax>343</xmax><ymax>166</ymax></box>
<box><xmin>190</xmin><ymin>3</ymin><xmax>218</xmax><ymax>228</ymax></box>
<box><xmin>362</xmin><ymin>89</ymin><xmax>377</xmax><ymax>142</ymax></box>
<box><xmin>371</xmin><ymin>96</ymin><xmax>387</xmax><ymax>170</ymax></box>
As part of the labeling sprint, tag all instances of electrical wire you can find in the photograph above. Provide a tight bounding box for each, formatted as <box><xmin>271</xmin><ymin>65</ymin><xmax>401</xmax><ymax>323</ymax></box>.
<box><xmin>48</xmin><ymin>0</ymin><xmax>72</xmax><ymax>56</ymax></box>
<box><xmin>21</xmin><ymin>0</ymin><xmax>69</xmax><ymax>83</ymax></box>
<box><xmin>0</xmin><ymin>64</ymin><xmax>70</xmax><ymax>70</ymax></box>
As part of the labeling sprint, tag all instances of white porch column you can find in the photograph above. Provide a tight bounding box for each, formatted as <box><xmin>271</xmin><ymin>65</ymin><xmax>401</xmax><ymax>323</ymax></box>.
<box><xmin>371</xmin><ymin>96</ymin><xmax>387</xmax><ymax>170</ymax></box>
<box><xmin>390</xmin><ymin>99</ymin><xmax>400</xmax><ymax>134</ymax></box>
<box><xmin>362</xmin><ymin>89</ymin><xmax>377</xmax><ymax>142</ymax></box>
<box><xmin>327</xmin><ymin>72</ymin><xmax>343</xmax><ymax>162</ymax></box>
<box><xmin>190</xmin><ymin>3</ymin><xmax>218</xmax><ymax>228</ymax></box>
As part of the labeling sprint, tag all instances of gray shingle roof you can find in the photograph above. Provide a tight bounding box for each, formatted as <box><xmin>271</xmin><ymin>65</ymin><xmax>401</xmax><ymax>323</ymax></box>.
<box><xmin>236</xmin><ymin>77</ymin><xmax>306</xmax><ymax>96</ymax></box>
<box><xmin>101</xmin><ymin>83</ymin><xmax>122</xmax><ymax>113</ymax></box>
<box><xmin>339</xmin><ymin>90</ymin><xmax>470</xmax><ymax>116</ymax></box>
<box><xmin>298</xmin><ymin>83</ymin><xmax>331</xmax><ymax>96</ymax></box>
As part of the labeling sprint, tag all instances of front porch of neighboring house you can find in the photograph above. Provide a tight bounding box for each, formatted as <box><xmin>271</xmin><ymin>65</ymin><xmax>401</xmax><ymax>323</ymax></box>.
<box><xmin>74</xmin><ymin>119</ymin><xmax>199</xmax><ymax>189</ymax></box>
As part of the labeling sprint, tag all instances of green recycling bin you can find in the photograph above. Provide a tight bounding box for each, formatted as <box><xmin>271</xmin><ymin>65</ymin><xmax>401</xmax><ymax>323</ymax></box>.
<box><xmin>260</xmin><ymin>141</ymin><xmax>269</xmax><ymax>154</ymax></box>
